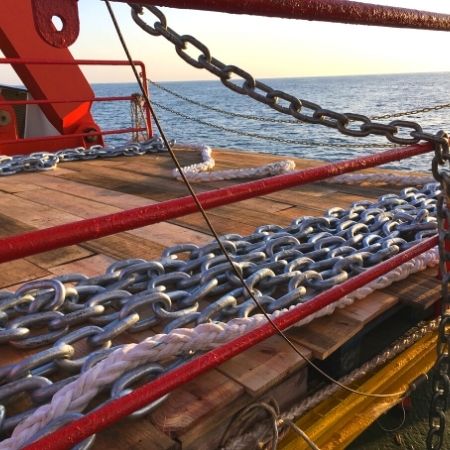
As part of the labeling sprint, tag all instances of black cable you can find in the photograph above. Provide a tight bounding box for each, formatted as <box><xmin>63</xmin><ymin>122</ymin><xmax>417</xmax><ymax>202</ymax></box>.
<box><xmin>104</xmin><ymin>0</ymin><xmax>407</xmax><ymax>400</ymax></box>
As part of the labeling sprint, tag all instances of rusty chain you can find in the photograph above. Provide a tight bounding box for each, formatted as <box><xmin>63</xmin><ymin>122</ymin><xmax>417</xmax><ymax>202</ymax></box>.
<box><xmin>149</xmin><ymin>78</ymin><xmax>450</xmax><ymax>125</ymax></box>
<box><xmin>428</xmin><ymin>131</ymin><xmax>450</xmax><ymax>449</ymax></box>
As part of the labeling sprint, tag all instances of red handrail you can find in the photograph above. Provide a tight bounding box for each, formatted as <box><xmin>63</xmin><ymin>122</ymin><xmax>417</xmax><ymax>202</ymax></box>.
<box><xmin>116</xmin><ymin>0</ymin><xmax>450</xmax><ymax>31</ymax></box>
<box><xmin>0</xmin><ymin>96</ymin><xmax>137</xmax><ymax>106</ymax></box>
<box><xmin>0</xmin><ymin>58</ymin><xmax>153</xmax><ymax>140</ymax></box>
<box><xmin>23</xmin><ymin>235</ymin><xmax>437</xmax><ymax>450</ymax></box>
<box><xmin>0</xmin><ymin>143</ymin><xmax>433</xmax><ymax>263</ymax></box>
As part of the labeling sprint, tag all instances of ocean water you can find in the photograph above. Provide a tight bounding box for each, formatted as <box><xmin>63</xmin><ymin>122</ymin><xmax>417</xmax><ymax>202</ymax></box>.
<box><xmin>92</xmin><ymin>72</ymin><xmax>450</xmax><ymax>172</ymax></box>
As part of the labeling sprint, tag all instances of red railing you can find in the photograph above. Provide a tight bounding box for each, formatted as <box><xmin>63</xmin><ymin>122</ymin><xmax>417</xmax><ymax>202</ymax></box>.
<box><xmin>3</xmin><ymin>1</ymin><xmax>448</xmax><ymax>449</ymax></box>
<box><xmin>0</xmin><ymin>58</ymin><xmax>152</xmax><ymax>155</ymax></box>
<box><xmin>0</xmin><ymin>143</ymin><xmax>433</xmax><ymax>263</ymax></box>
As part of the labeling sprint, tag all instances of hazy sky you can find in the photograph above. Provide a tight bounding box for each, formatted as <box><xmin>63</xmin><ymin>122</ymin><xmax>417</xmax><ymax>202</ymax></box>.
<box><xmin>1</xmin><ymin>1</ymin><xmax>450</xmax><ymax>84</ymax></box>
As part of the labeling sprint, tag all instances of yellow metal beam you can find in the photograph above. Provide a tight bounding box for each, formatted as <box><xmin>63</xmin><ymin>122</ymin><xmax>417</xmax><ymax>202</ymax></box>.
<box><xmin>279</xmin><ymin>332</ymin><xmax>437</xmax><ymax>450</ymax></box>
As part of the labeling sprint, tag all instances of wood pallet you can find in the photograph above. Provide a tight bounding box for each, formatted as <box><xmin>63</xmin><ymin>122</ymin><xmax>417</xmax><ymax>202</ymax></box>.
<box><xmin>0</xmin><ymin>147</ymin><xmax>439</xmax><ymax>449</ymax></box>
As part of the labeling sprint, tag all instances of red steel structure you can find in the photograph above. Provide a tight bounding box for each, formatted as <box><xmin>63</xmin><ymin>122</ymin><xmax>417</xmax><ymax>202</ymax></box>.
<box><xmin>112</xmin><ymin>0</ymin><xmax>450</xmax><ymax>31</ymax></box>
<box><xmin>0</xmin><ymin>58</ymin><xmax>152</xmax><ymax>154</ymax></box>
<box><xmin>0</xmin><ymin>1</ymin><xmax>448</xmax><ymax>449</ymax></box>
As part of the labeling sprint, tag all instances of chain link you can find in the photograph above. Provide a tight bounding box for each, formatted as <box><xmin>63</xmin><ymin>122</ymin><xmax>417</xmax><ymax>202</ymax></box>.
<box><xmin>428</xmin><ymin>131</ymin><xmax>450</xmax><ymax>449</ymax></box>
<box><xmin>0</xmin><ymin>182</ymin><xmax>441</xmax><ymax>441</ymax></box>
<box><xmin>151</xmin><ymin>99</ymin><xmax>401</xmax><ymax>149</ymax></box>
<box><xmin>0</xmin><ymin>137</ymin><xmax>169</xmax><ymax>176</ymax></box>
<box><xmin>150</xmin><ymin>77</ymin><xmax>450</xmax><ymax>123</ymax></box>
<box><xmin>131</xmin><ymin>5</ymin><xmax>445</xmax><ymax>149</ymax></box>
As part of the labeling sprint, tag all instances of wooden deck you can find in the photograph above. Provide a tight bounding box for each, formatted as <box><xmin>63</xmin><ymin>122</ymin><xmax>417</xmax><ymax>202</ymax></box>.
<box><xmin>0</xmin><ymin>146</ymin><xmax>440</xmax><ymax>449</ymax></box>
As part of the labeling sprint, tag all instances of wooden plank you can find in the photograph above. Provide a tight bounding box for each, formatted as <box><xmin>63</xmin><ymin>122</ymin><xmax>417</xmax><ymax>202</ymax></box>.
<box><xmin>27</xmin><ymin>246</ymin><xmax>94</xmax><ymax>269</ymax></box>
<box><xmin>49</xmin><ymin>254</ymin><xmax>117</xmax><ymax>277</ymax></box>
<box><xmin>218</xmin><ymin>335</ymin><xmax>311</xmax><ymax>396</ymax></box>
<box><xmin>95</xmin><ymin>419</ymin><xmax>179</xmax><ymax>450</ymax></box>
<box><xmin>151</xmin><ymin>369</ymin><xmax>245</xmax><ymax>435</ymax></box>
<box><xmin>0</xmin><ymin>194</ymin><xmax>80</xmax><ymax>229</ymax></box>
<box><xmin>83</xmin><ymin>234</ymin><xmax>165</xmax><ymax>261</ymax></box>
<box><xmin>339</xmin><ymin>291</ymin><xmax>399</xmax><ymax>325</ymax></box>
<box><xmin>385</xmin><ymin>272</ymin><xmax>441</xmax><ymax>310</ymax></box>
<box><xmin>0</xmin><ymin>260</ymin><xmax>50</xmax><ymax>289</ymax></box>
<box><xmin>15</xmin><ymin>186</ymin><xmax>211</xmax><ymax>247</ymax></box>
<box><xmin>287</xmin><ymin>312</ymin><xmax>363</xmax><ymax>360</ymax></box>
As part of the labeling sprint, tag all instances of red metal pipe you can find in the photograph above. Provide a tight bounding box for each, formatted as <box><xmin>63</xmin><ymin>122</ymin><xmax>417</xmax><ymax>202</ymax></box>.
<box><xmin>116</xmin><ymin>0</ymin><xmax>450</xmax><ymax>31</ymax></box>
<box><xmin>0</xmin><ymin>96</ymin><xmax>136</xmax><ymax>106</ymax></box>
<box><xmin>24</xmin><ymin>235</ymin><xmax>437</xmax><ymax>450</ymax></box>
<box><xmin>0</xmin><ymin>127</ymin><xmax>146</xmax><ymax>146</ymax></box>
<box><xmin>0</xmin><ymin>58</ymin><xmax>153</xmax><ymax>138</ymax></box>
<box><xmin>0</xmin><ymin>143</ymin><xmax>433</xmax><ymax>263</ymax></box>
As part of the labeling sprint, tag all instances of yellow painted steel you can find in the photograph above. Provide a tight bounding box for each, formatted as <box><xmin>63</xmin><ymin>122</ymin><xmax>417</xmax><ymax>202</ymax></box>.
<box><xmin>279</xmin><ymin>332</ymin><xmax>438</xmax><ymax>450</ymax></box>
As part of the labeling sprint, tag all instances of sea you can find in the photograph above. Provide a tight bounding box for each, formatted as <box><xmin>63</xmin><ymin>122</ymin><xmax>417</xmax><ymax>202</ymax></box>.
<box><xmin>92</xmin><ymin>72</ymin><xmax>450</xmax><ymax>172</ymax></box>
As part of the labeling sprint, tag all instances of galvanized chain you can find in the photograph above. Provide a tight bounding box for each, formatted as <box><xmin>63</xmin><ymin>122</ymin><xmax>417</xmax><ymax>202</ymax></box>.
<box><xmin>0</xmin><ymin>182</ymin><xmax>440</xmax><ymax>440</ymax></box>
<box><xmin>0</xmin><ymin>137</ymin><xmax>169</xmax><ymax>176</ymax></box>
<box><xmin>130</xmin><ymin>4</ymin><xmax>445</xmax><ymax>149</ymax></box>
<box><xmin>151</xmin><ymin>98</ymin><xmax>400</xmax><ymax>149</ymax></box>
<box><xmin>427</xmin><ymin>131</ymin><xmax>450</xmax><ymax>449</ymax></box>
<box><xmin>149</xmin><ymin>78</ymin><xmax>450</xmax><ymax>125</ymax></box>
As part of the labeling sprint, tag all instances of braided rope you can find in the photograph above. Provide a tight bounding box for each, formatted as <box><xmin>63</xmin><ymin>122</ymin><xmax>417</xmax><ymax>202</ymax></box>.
<box><xmin>0</xmin><ymin>246</ymin><xmax>438</xmax><ymax>450</ymax></box>
<box><xmin>173</xmin><ymin>144</ymin><xmax>433</xmax><ymax>186</ymax></box>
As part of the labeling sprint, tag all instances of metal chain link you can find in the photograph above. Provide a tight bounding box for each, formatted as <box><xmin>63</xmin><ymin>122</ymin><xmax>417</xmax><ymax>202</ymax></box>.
<box><xmin>130</xmin><ymin>4</ymin><xmax>445</xmax><ymax>149</ymax></box>
<box><xmin>428</xmin><ymin>131</ymin><xmax>450</xmax><ymax>449</ymax></box>
<box><xmin>0</xmin><ymin>182</ymin><xmax>441</xmax><ymax>441</ymax></box>
<box><xmin>149</xmin><ymin>78</ymin><xmax>450</xmax><ymax>125</ymax></box>
<box><xmin>151</xmin><ymin>98</ymin><xmax>400</xmax><ymax>149</ymax></box>
<box><xmin>0</xmin><ymin>137</ymin><xmax>169</xmax><ymax>176</ymax></box>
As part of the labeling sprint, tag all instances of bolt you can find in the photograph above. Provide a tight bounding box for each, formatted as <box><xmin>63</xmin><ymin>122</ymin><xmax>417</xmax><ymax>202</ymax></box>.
<box><xmin>0</xmin><ymin>110</ymin><xmax>11</xmax><ymax>126</ymax></box>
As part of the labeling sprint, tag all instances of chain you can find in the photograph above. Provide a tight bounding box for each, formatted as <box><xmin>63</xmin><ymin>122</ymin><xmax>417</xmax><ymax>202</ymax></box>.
<box><xmin>150</xmin><ymin>78</ymin><xmax>450</xmax><ymax>124</ymax></box>
<box><xmin>130</xmin><ymin>5</ymin><xmax>444</xmax><ymax>149</ymax></box>
<box><xmin>371</xmin><ymin>103</ymin><xmax>450</xmax><ymax>121</ymax></box>
<box><xmin>0</xmin><ymin>137</ymin><xmax>169</xmax><ymax>176</ymax></box>
<box><xmin>0</xmin><ymin>182</ymin><xmax>440</xmax><ymax>441</ymax></box>
<box><xmin>152</xmin><ymin>99</ymin><xmax>400</xmax><ymax>149</ymax></box>
<box><xmin>427</xmin><ymin>131</ymin><xmax>450</xmax><ymax>449</ymax></box>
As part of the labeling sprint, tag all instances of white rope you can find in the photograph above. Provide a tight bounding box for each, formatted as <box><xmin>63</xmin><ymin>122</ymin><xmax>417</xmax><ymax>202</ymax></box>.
<box><xmin>172</xmin><ymin>144</ymin><xmax>433</xmax><ymax>186</ymax></box>
<box><xmin>325</xmin><ymin>172</ymin><xmax>434</xmax><ymax>186</ymax></box>
<box><xmin>172</xmin><ymin>144</ymin><xmax>295</xmax><ymax>181</ymax></box>
<box><xmin>1</xmin><ymin>246</ymin><xmax>438</xmax><ymax>450</ymax></box>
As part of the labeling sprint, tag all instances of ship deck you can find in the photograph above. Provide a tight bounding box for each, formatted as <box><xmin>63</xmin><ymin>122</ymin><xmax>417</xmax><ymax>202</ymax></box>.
<box><xmin>0</xmin><ymin>146</ymin><xmax>440</xmax><ymax>449</ymax></box>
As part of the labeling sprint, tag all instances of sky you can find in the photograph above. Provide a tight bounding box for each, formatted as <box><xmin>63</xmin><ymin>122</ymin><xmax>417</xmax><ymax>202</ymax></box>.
<box><xmin>1</xmin><ymin>1</ymin><xmax>450</xmax><ymax>84</ymax></box>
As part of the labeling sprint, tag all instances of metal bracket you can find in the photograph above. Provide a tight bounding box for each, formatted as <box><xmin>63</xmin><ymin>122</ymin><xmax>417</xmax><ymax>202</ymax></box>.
<box><xmin>32</xmin><ymin>0</ymin><xmax>80</xmax><ymax>48</ymax></box>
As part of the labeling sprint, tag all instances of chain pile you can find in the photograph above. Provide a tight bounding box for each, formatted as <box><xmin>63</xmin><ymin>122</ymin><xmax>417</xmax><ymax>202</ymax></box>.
<box><xmin>0</xmin><ymin>137</ymin><xmax>168</xmax><ymax>176</ymax></box>
<box><xmin>0</xmin><ymin>183</ymin><xmax>441</xmax><ymax>449</ymax></box>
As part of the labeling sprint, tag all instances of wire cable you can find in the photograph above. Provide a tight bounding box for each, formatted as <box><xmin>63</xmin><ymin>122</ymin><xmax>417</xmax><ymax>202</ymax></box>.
<box><xmin>105</xmin><ymin>0</ymin><xmax>408</xmax><ymax>400</ymax></box>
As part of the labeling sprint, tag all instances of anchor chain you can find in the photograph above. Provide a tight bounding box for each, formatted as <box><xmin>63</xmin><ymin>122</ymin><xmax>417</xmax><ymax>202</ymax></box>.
<box><xmin>0</xmin><ymin>137</ymin><xmax>168</xmax><ymax>176</ymax></box>
<box><xmin>0</xmin><ymin>183</ymin><xmax>441</xmax><ymax>441</ymax></box>
<box><xmin>427</xmin><ymin>131</ymin><xmax>450</xmax><ymax>449</ymax></box>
